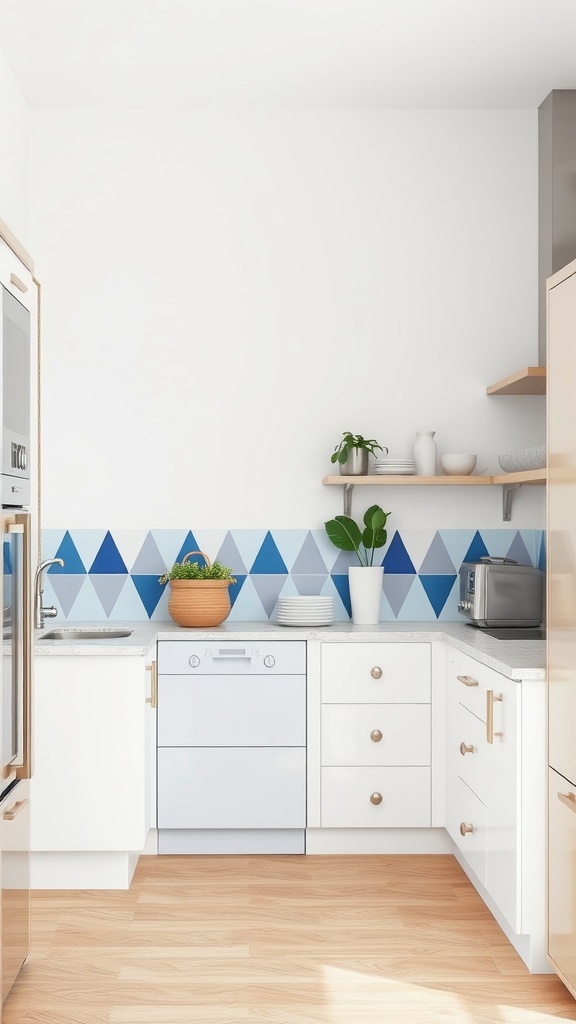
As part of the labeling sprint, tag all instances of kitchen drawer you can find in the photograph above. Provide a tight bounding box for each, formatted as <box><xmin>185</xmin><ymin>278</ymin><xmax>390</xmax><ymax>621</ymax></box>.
<box><xmin>321</xmin><ymin>766</ymin><xmax>430</xmax><ymax>827</ymax></box>
<box><xmin>321</xmin><ymin>704</ymin><xmax>430</xmax><ymax>767</ymax></box>
<box><xmin>548</xmin><ymin>766</ymin><xmax>576</xmax><ymax>988</ymax></box>
<box><xmin>447</xmin><ymin>776</ymin><xmax>487</xmax><ymax>887</ymax></box>
<box><xmin>158</xmin><ymin>675</ymin><xmax>306</xmax><ymax>747</ymax></box>
<box><xmin>158</xmin><ymin>747</ymin><xmax>306</xmax><ymax>829</ymax></box>
<box><xmin>321</xmin><ymin>643</ymin><xmax>430</xmax><ymax>704</ymax></box>
<box><xmin>448</xmin><ymin>650</ymin><xmax>508</xmax><ymax>722</ymax></box>
<box><xmin>453</xmin><ymin>702</ymin><xmax>488</xmax><ymax>805</ymax></box>
<box><xmin>158</xmin><ymin>640</ymin><xmax>305</xmax><ymax>675</ymax></box>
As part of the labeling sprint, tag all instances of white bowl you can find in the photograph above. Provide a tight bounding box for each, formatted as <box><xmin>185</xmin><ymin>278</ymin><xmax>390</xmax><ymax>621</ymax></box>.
<box><xmin>440</xmin><ymin>454</ymin><xmax>477</xmax><ymax>476</ymax></box>
<box><xmin>497</xmin><ymin>444</ymin><xmax>546</xmax><ymax>473</ymax></box>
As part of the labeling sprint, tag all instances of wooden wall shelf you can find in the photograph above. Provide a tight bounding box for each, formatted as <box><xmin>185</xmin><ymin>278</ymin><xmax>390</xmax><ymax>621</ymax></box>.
<box><xmin>486</xmin><ymin>367</ymin><xmax>546</xmax><ymax>396</ymax></box>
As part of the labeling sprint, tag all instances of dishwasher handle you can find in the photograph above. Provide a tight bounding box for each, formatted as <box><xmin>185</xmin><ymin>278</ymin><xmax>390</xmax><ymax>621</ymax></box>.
<box><xmin>211</xmin><ymin>649</ymin><xmax>253</xmax><ymax>660</ymax></box>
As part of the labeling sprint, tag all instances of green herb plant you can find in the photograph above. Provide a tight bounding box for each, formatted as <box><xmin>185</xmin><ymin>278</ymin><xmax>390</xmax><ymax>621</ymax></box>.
<box><xmin>330</xmin><ymin>431</ymin><xmax>387</xmax><ymax>466</ymax></box>
<box><xmin>159</xmin><ymin>559</ymin><xmax>237</xmax><ymax>585</ymax></box>
<box><xmin>324</xmin><ymin>504</ymin><xmax>391</xmax><ymax>567</ymax></box>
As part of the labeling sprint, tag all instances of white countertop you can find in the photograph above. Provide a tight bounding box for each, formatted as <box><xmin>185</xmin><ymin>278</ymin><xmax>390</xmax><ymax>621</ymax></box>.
<box><xmin>33</xmin><ymin>620</ymin><xmax>545</xmax><ymax>680</ymax></box>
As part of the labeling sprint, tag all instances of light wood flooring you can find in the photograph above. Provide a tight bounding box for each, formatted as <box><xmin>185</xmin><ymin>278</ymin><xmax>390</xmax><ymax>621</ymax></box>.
<box><xmin>4</xmin><ymin>854</ymin><xmax>576</xmax><ymax>1023</ymax></box>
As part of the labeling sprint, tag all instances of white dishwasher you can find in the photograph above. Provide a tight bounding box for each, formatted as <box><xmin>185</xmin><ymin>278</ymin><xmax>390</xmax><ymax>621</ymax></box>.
<box><xmin>157</xmin><ymin>640</ymin><xmax>306</xmax><ymax>854</ymax></box>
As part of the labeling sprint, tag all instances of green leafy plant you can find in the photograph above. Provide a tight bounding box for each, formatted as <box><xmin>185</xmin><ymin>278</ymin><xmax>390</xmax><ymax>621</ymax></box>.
<box><xmin>324</xmin><ymin>504</ymin><xmax>391</xmax><ymax>567</ymax></box>
<box><xmin>330</xmin><ymin>431</ymin><xmax>387</xmax><ymax>466</ymax></box>
<box><xmin>159</xmin><ymin>556</ymin><xmax>236</xmax><ymax>585</ymax></box>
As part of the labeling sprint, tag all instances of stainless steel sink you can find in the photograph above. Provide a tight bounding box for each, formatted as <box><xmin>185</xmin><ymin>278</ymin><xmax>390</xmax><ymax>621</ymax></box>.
<box><xmin>40</xmin><ymin>628</ymin><xmax>133</xmax><ymax>640</ymax></box>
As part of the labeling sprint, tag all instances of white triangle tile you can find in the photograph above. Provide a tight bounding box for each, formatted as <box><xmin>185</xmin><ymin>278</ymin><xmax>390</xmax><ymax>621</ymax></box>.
<box><xmin>399</xmin><ymin>531</ymin><xmax>437</xmax><ymax>574</ymax></box>
<box><xmin>270</xmin><ymin>530</ymin><xmax>309</xmax><ymax>572</ymax></box>
<box><xmin>226</xmin><ymin>576</ymin><xmax>267</xmax><ymax>622</ymax></box>
<box><xmin>230</xmin><ymin>531</ymin><xmax>267</xmax><ymax>573</ymax></box>
<box><xmin>66</xmin><ymin>530</ymin><xmax>107</xmax><ymax>574</ymax></box>
<box><xmin>40</xmin><ymin>530</ymin><xmax>66</xmax><ymax>562</ymax></box>
<box><xmin>191</xmin><ymin>530</ymin><xmax>228</xmax><ymax>564</ymax></box>
<box><xmin>109</xmin><ymin>530</ymin><xmax>150</xmax><ymax>573</ymax></box>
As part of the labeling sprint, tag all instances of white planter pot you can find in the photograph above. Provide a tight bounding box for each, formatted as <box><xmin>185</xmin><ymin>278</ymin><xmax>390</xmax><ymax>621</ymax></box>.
<box><xmin>348</xmin><ymin>566</ymin><xmax>384</xmax><ymax>625</ymax></box>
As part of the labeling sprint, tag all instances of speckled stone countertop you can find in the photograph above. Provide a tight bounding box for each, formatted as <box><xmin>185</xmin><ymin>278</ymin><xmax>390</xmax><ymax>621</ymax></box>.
<box><xmin>33</xmin><ymin>620</ymin><xmax>545</xmax><ymax>681</ymax></box>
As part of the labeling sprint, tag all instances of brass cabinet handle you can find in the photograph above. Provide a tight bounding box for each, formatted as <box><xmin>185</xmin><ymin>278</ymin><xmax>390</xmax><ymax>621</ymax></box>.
<box><xmin>558</xmin><ymin>792</ymin><xmax>576</xmax><ymax>814</ymax></box>
<box><xmin>370</xmin><ymin>792</ymin><xmax>383</xmax><ymax>805</ymax></box>
<box><xmin>370</xmin><ymin>729</ymin><xmax>383</xmax><ymax>743</ymax></box>
<box><xmin>3</xmin><ymin>798</ymin><xmax>28</xmax><ymax>821</ymax></box>
<box><xmin>371</xmin><ymin>666</ymin><xmax>382</xmax><ymax>679</ymax></box>
<box><xmin>9</xmin><ymin>272</ymin><xmax>28</xmax><ymax>293</ymax></box>
<box><xmin>460</xmin><ymin>822</ymin><xmax>474</xmax><ymax>836</ymax></box>
<box><xmin>457</xmin><ymin>674</ymin><xmax>479</xmax><ymax>687</ymax></box>
<box><xmin>486</xmin><ymin>690</ymin><xmax>503</xmax><ymax>743</ymax></box>
<box><xmin>146</xmin><ymin>661</ymin><xmax>158</xmax><ymax>709</ymax></box>
<box><xmin>459</xmin><ymin>742</ymin><xmax>473</xmax><ymax>755</ymax></box>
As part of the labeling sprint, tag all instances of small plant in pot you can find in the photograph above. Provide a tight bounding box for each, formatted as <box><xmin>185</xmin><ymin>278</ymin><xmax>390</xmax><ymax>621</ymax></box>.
<box><xmin>331</xmin><ymin>432</ymin><xmax>388</xmax><ymax>476</ymax></box>
<box><xmin>324</xmin><ymin>505</ymin><xmax>391</xmax><ymax>624</ymax></box>
<box><xmin>159</xmin><ymin>551</ymin><xmax>237</xmax><ymax>628</ymax></box>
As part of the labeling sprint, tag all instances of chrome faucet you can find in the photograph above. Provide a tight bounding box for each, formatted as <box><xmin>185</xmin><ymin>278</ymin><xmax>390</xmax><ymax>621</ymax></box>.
<box><xmin>34</xmin><ymin>558</ymin><xmax>64</xmax><ymax>629</ymax></box>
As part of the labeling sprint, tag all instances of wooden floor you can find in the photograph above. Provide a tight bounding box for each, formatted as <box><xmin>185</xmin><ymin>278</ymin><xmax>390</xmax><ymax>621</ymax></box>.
<box><xmin>4</xmin><ymin>854</ymin><xmax>576</xmax><ymax>1023</ymax></box>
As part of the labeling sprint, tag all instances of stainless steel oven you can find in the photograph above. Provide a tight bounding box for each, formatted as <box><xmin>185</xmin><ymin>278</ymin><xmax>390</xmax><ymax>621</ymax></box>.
<box><xmin>1</xmin><ymin>287</ymin><xmax>30</xmax><ymax>509</ymax></box>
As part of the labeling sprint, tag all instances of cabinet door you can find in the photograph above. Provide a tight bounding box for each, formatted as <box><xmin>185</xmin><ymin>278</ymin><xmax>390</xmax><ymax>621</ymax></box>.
<box><xmin>321</xmin><ymin>766</ymin><xmax>430</xmax><ymax>827</ymax></box>
<box><xmin>31</xmin><ymin>657</ymin><xmax>148</xmax><ymax>851</ymax></box>
<box><xmin>145</xmin><ymin>659</ymin><xmax>157</xmax><ymax>836</ymax></box>
<box><xmin>1</xmin><ymin>779</ymin><xmax>30</xmax><ymax>1002</ymax></box>
<box><xmin>321</xmin><ymin>643</ymin><xmax>430</xmax><ymax>703</ymax></box>
<box><xmin>448</xmin><ymin>776</ymin><xmax>487</xmax><ymax>886</ymax></box>
<box><xmin>321</xmin><ymin>704</ymin><xmax>430</xmax><ymax>767</ymax></box>
<box><xmin>548</xmin><ymin>766</ymin><xmax>576</xmax><ymax>992</ymax></box>
<box><xmin>157</xmin><ymin>747</ymin><xmax>306</xmax><ymax>829</ymax></box>
<box><xmin>485</xmin><ymin>674</ymin><xmax>519</xmax><ymax>932</ymax></box>
<box><xmin>450</xmin><ymin>702</ymin><xmax>489</xmax><ymax>805</ymax></box>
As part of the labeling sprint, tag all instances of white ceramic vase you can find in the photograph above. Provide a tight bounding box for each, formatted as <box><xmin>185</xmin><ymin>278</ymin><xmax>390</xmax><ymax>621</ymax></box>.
<box><xmin>413</xmin><ymin>431</ymin><xmax>437</xmax><ymax>476</ymax></box>
<box><xmin>348</xmin><ymin>565</ymin><xmax>384</xmax><ymax>625</ymax></box>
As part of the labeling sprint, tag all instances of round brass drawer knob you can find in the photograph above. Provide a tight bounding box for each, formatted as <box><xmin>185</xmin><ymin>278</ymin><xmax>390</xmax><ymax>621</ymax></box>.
<box><xmin>371</xmin><ymin>666</ymin><xmax>382</xmax><ymax>679</ymax></box>
<box><xmin>370</xmin><ymin>729</ymin><xmax>383</xmax><ymax>742</ymax></box>
<box><xmin>459</xmin><ymin>742</ymin><xmax>473</xmax><ymax>756</ymax></box>
<box><xmin>459</xmin><ymin>822</ymin><xmax>474</xmax><ymax>836</ymax></box>
<box><xmin>370</xmin><ymin>792</ymin><xmax>383</xmax><ymax>805</ymax></box>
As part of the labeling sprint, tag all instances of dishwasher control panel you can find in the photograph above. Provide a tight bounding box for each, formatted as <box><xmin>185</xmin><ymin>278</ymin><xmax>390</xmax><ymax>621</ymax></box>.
<box><xmin>157</xmin><ymin>639</ymin><xmax>306</xmax><ymax>675</ymax></box>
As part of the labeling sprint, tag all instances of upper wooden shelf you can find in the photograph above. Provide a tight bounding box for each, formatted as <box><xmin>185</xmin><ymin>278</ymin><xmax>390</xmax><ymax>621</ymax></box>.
<box><xmin>486</xmin><ymin>367</ymin><xmax>546</xmax><ymax>396</ymax></box>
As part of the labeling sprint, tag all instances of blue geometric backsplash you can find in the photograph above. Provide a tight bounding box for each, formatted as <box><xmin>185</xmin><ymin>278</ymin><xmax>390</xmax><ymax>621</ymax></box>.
<box><xmin>40</xmin><ymin>528</ymin><xmax>546</xmax><ymax>623</ymax></box>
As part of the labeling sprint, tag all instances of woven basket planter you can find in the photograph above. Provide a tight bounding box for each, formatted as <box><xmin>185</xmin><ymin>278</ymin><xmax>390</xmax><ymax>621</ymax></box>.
<box><xmin>167</xmin><ymin>551</ymin><xmax>233</xmax><ymax>628</ymax></box>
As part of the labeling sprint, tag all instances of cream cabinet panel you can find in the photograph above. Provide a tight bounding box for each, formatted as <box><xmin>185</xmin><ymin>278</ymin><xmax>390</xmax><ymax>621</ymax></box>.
<box><xmin>321</xmin><ymin>767</ymin><xmax>430</xmax><ymax>827</ymax></box>
<box><xmin>321</xmin><ymin>704</ymin><xmax>430</xmax><ymax>767</ymax></box>
<box><xmin>158</xmin><ymin>747</ymin><xmax>306</xmax><ymax>830</ymax></box>
<box><xmin>321</xmin><ymin>643</ymin><xmax>430</xmax><ymax>703</ymax></box>
<box><xmin>548</xmin><ymin>767</ymin><xmax>576</xmax><ymax>991</ymax></box>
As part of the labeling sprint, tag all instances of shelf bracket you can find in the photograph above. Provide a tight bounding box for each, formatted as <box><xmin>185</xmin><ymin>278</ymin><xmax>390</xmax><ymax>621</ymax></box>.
<box><xmin>502</xmin><ymin>483</ymin><xmax>520</xmax><ymax>522</ymax></box>
<box><xmin>343</xmin><ymin>484</ymin><xmax>353</xmax><ymax>517</ymax></box>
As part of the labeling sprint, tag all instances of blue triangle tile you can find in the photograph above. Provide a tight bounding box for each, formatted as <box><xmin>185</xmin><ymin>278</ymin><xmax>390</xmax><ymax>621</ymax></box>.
<box><xmin>112</xmin><ymin>576</ymin><xmax>155</xmax><ymax>621</ymax></box>
<box><xmin>268</xmin><ymin>530</ymin><xmax>309</xmax><ymax>572</ymax></box>
<box><xmin>132</xmin><ymin>575</ymin><xmax>165</xmax><ymax>618</ymax></box>
<box><xmin>506</xmin><ymin>532</ymin><xmax>532</xmax><ymax>566</ymax></box>
<box><xmin>250</xmin><ymin>532</ymin><xmax>288</xmax><ymax>575</ymax></box>
<box><xmin>439</xmin><ymin>531</ymin><xmax>476</xmax><ymax>573</ymax></box>
<box><xmin>538</xmin><ymin>532</ymin><xmax>546</xmax><ymax>571</ymax></box>
<box><xmin>292</xmin><ymin>532</ymin><xmax>329</xmax><ymax>574</ymax></box>
<box><xmin>383</xmin><ymin>532</ymin><xmax>416</xmax><ymax>575</ymax></box>
<box><xmin>250</xmin><ymin>574</ymin><xmax>288</xmax><ymax>617</ymax></box>
<box><xmin>331</xmin><ymin>574</ymin><xmax>351</xmax><ymax>618</ymax></box>
<box><xmin>50</xmin><ymin>531</ymin><xmax>86</xmax><ymax>575</ymax></box>
<box><xmin>420</xmin><ymin>574</ymin><xmax>458</xmax><ymax>618</ymax></box>
<box><xmin>475</xmin><ymin>530</ymin><xmax>517</xmax><ymax>564</ymax></box>
<box><xmin>396</xmin><ymin>576</ymin><xmax>436</xmax><ymax>621</ymax></box>
<box><xmin>90</xmin><ymin>532</ymin><xmax>128</xmax><ymax>575</ymax></box>
<box><xmin>41</xmin><ymin>530</ymin><xmax>65</xmax><ymax>562</ymax></box>
<box><xmin>228</xmin><ymin>575</ymin><xmax>247</xmax><ymax>608</ymax></box>
<box><xmin>150</xmin><ymin>584</ymin><xmax>171</xmax><ymax>621</ymax></box>
<box><xmin>437</xmin><ymin>576</ymin><xmax>461</xmax><ymax>620</ymax></box>
<box><xmin>383</xmin><ymin>574</ymin><xmax>416</xmax><ymax>617</ymax></box>
<box><xmin>174</xmin><ymin>531</ymin><xmax>202</xmax><ymax>567</ymax></box>
<box><xmin>292</xmin><ymin>574</ymin><xmax>329</xmax><ymax>596</ymax></box>
<box><xmin>462</xmin><ymin>531</ymin><xmax>489</xmax><ymax>566</ymax></box>
<box><xmin>319</xmin><ymin>575</ymin><xmax>350</xmax><ymax>621</ymax></box>
<box><xmin>131</xmin><ymin>532</ymin><xmax>166</xmax><ymax>575</ymax></box>
<box><xmin>419</xmin><ymin>533</ymin><xmax>456</xmax><ymax>575</ymax></box>
<box><xmin>91</xmin><ymin>574</ymin><xmax>129</xmax><ymax>617</ymax></box>
<box><xmin>229</xmin><ymin>531</ymin><xmax>267</xmax><ymax>572</ymax></box>
<box><xmin>67</xmin><ymin>531</ymin><xmax>107</xmax><ymax>574</ymax></box>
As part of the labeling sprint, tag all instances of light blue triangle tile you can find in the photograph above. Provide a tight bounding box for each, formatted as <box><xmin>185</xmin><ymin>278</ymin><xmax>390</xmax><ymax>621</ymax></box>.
<box><xmin>476</xmin><ymin>530</ymin><xmax>517</xmax><ymax>563</ymax></box>
<box><xmin>39</xmin><ymin>576</ymin><xmax>64</xmax><ymax>619</ymax></box>
<box><xmin>311</xmin><ymin>529</ymin><xmax>342</xmax><ymax>569</ymax></box>
<box><xmin>63</xmin><ymin>577</ymin><xmax>110</xmax><ymax>622</ymax></box>
<box><xmin>437</xmin><ymin>576</ymin><xmax>461</xmax><ymax>620</ymax></box>
<box><xmin>397</xmin><ymin>531</ymin><xmax>437</xmax><ymax>574</ymax></box>
<box><xmin>47</xmin><ymin>575</ymin><xmax>89</xmax><ymax>618</ymax></box>
<box><xmin>271</xmin><ymin>530</ymin><xmax>309</xmax><ymax>572</ymax></box>
<box><xmin>110</xmin><ymin>576</ymin><xmax>153</xmax><ymax>621</ymax></box>
<box><xmin>130</xmin><ymin>532</ymin><xmax>166</xmax><ymax>574</ymax></box>
<box><xmin>151</xmin><ymin>531</ymin><xmax>189</xmax><ymax>571</ymax></box>
<box><xmin>226</xmin><ymin>576</ymin><xmax>268</xmax><ymax>622</ymax></box>
<box><xmin>518</xmin><ymin>530</ymin><xmax>540</xmax><ymax>567</ymax></box>
<box><xmin>214</xmin><ymin>532</ymin><xmax>248</xmax><ymax>575</ymax></box>
<box><xmin>251</xmin><ymin>574</ymin><xmax>288</xmax><ymax>617</ymax></box>
<box><xmin>383</xmin><ymin>574</ymin><xmax>416</xmax><ymax>617</ymax></box>
<box><xmin>506</xmin><ymin>532</ymin><xmax>532</xmax><ymax>566</ymax></box>
<box><xmin>41</xmin><ymin>530</ymin><xmax>66</xmax><ymax>562</ymax></box>
<box><xmin>437</xmin><ymin>531</ymin><xmax>476</xmax><ymax>572</ymax></box>
<box><xmin>230</xmin><ymin>531</ymin><xmax>267</xmax><ymax>572</ymax></box>
<box><xmin>192</xmin><ymin>530</ymin><xmax>228</xmax><ymax>564</ymax></box>
<box><xmin>91</xmin><ymin>574</ymin><xmax>129</xmax><ymax>617</ymax></box>
<box><xmin>319</xmin><ymin>576</ymin><xmax>350</xmax><ymax>621</ymax></box>
<box><xmin>293</xmin><ymin>574</ymin><xmax>329</xmax><ymax>596</ymax></box>
<box><xmin>277</xmin><ymin>576</ymin><xmax>299</xmax><ymax>597</ymax></box>
<box><xmin>419</xmin><ymin>533</ymin><xmax>456</xmax><ymax>574</ymax></box>
<box><xmin>150</xmin><ymin>584</ymin><xmax>171</xmax><ymax>621</ymax></box>
<box><xmin>110</xmin><ymin>530</ymin><xmax>150</xmax><ymax>574</ymax></box>
<box><xmin>331</xmin><ymin>550</ymin><xmax>360</xmax><ymax>573</ymax></box>
<box><xmin>68</xmin><ymin>530</ymin><xmax>108</xmax><ymax>573</ymax></box>
<box><xmin>396</xmin><ymin>577</ymin><xmax>436</xmax><ymax>621</ymax></box>
<box><xmin>379</xmin><ymin>587</ymin><xmax>395</xmax><ymax>622</ymax></box>
<box><xmin>292</xmin><ymin>532</ymin><xmax>329</xmax><ymax>574</ymax></box>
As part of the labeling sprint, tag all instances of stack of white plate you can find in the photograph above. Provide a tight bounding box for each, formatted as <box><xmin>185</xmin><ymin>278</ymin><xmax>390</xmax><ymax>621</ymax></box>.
<box><xmin>373</xmin><ymin>458</ymin><xmax>416</xmax><ymax>476</ymax></box>
<box><xmin>276</xmin><ymin>596</ymin><xmax>333</xmax><ymax>627</ymax></box>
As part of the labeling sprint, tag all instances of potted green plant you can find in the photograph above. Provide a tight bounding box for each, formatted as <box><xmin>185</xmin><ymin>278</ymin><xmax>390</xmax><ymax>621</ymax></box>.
<box><xmin>324</xmin><ymin>505</ymin><xmax>390</xmax><ymax>624</ymax></box>
<box><xmin>159</xmin><ymin>551</ymin><xmax>237</xmax><ymax>628</ymax></box>
<box><xmin>331</xmin><ymin>432</ymin><xmax>388</xmax><ymax>476</ymax></box>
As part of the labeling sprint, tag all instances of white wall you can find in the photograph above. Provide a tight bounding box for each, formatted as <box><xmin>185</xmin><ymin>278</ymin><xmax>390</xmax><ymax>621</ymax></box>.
<box><xmin>0</xmin><ymin>49</ymin><xmax>29</xmax><ymax>242</ymax></box>
<box><xmin>29</xmin><ymin>109</ymin><xmax>544</xmax><ymax>530</ymax></box>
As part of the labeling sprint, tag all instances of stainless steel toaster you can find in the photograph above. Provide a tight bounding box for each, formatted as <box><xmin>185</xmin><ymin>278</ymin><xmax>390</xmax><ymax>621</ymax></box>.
<box><xmin>457</xmin><ymin>557</ymin><xmax>543</xmax><ymax>627</ymax></box>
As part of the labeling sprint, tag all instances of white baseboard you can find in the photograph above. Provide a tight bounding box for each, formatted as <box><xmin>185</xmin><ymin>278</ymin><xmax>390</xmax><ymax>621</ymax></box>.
<box><xmin>305</xmin><ymin>827</ymin><xmax>453</xmax><ymax>854</ymax></box>
<box><xmin>31</xmin><ymin>851</ymin><xmax>139</xmax><ymax>890</ymax></box>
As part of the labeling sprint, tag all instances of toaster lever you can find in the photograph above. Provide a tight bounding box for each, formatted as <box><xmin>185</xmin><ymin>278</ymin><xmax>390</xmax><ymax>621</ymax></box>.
<box><xmin>479</xmin><ymin>556</ymin><xmax>518</xmax><ymax>565</ymax></box>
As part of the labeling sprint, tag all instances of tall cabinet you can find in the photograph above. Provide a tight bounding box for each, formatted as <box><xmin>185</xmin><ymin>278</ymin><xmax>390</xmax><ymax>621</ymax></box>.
<box><xmin>547</xmin><ymin>258</ymin><xmax>576</xmax><ymax>993</ymax></box>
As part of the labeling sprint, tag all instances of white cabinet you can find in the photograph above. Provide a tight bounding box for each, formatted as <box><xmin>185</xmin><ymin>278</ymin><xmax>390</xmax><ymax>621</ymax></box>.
<box><xmin>446</xmin><ymin>649</ymin><xmax>547</xmax><ymax>973</ymax></box>
<box><xmin>0</xmin><ymin>238</ymin><xmax>34</xmax><ymax>313</ymax></box>
<box><xmin>157</xmin><ymin>640</ymin><xmax>306</xmax><ymax>854</ymax></box>
<box><xmin>31</xmin><ymin>654</ymin><xmax>153</xmax><ymax>888</ymax></box>
<box><xmin>319</xmin><ymin>643</ymin><xmax>432</xmax><ymax>828</ymax></box>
